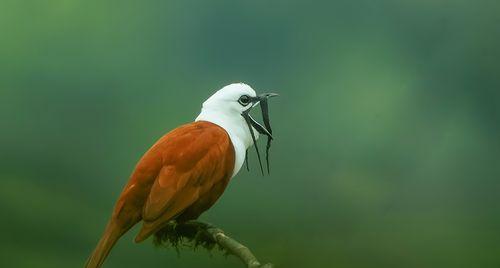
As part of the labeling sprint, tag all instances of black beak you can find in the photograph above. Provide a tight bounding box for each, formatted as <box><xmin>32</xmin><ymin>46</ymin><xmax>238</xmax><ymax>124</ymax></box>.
<box><xmin>241</xmin><ymin>93</ymin><xmax>278</xmax><ymax>175</ymax></box>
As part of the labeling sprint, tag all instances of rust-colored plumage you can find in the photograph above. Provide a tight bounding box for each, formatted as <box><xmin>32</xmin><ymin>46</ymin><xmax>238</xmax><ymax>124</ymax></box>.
<box><xmin>86</xmin><ymin>121</ymin><xmax>235</xmax><ymax>268</ymax></box>
<box><xmin>86</xmin><ymin>83</ymin><xmax>278</xmax><ymax>268</ymax></box>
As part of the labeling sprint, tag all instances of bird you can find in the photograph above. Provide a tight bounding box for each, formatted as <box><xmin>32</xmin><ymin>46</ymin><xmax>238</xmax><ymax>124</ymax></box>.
<box><xmin>85</xmin><ymin>83</ymin><xmax>277</xmax><ymax>268</ymax></box>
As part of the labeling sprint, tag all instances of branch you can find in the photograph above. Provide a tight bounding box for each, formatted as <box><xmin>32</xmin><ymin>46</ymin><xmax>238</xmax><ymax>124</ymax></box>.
<box><xmin>153</xmin><ymin>220</ymin><xmax>274</xmax><ymax>268</ymax></box>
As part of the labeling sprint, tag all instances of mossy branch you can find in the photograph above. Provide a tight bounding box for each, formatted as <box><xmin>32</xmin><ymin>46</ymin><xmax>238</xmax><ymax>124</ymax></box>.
<box><xmin>153</xmin><ymin>220</ymin><xmax>274</xmax><ymax>268</ymax></box>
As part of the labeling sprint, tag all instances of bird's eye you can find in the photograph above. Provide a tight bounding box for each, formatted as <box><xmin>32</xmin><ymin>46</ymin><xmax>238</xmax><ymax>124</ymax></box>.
<box><xmin>238</xmin><ymin>95</ymin><xmax>251</xmax><ymax>106</ymax></box>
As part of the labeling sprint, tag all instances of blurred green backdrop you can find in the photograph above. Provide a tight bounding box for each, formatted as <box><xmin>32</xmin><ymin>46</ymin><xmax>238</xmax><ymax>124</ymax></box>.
<box><xmin>1</xmin><ymin>0</ymin><xmax>500</xmax><ymax>267</ymax></box>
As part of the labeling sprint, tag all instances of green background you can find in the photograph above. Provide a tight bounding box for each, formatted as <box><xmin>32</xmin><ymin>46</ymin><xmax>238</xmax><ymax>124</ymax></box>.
<box><xmin>1</xmin><ymin>0</ymin><xmax>499</xmax><ymax>267</ymax></box>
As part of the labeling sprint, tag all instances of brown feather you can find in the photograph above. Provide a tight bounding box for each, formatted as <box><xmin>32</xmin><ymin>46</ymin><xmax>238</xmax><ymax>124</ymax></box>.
<box><xmin>86</xmin><ymin>121</ymin><xmax>235</xmax><ymax>267</ymax></box>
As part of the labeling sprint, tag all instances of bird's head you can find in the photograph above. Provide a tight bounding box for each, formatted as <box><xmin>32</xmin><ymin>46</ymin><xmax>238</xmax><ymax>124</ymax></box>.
<box><xmin>198</xmin><ymin>83</ymin><xmax>278</xmax><ymax>174</ymax></box>
<box><xmin>202</xmin><ymin>83</ymin><xmax>257</xmax><ymax>113</ymax></box>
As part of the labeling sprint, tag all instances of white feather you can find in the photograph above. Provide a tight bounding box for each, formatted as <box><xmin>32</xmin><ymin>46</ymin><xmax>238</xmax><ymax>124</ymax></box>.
<box><xmin>195</xmin><ymin>83</ymin><xmax>259</xmax><ymax>178</ymax></box>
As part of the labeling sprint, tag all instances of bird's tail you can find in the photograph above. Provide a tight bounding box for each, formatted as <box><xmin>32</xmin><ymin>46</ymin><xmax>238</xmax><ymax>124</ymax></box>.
<box><xmin>85</xmin><ymin>221</ymin><xmax>124</xmax><ymax>268</ymax></box>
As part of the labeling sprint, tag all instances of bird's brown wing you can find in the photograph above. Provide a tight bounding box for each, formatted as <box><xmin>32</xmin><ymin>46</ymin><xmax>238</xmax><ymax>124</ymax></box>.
<box><xmin>134</xmin><ymin>121</ymin><xmax>235</xmax><ymax>242</ymax></box>
<box><xmin>86</xmin><ymin>121</ymin><xmax>235</xmax><ymax>267</ymax></box>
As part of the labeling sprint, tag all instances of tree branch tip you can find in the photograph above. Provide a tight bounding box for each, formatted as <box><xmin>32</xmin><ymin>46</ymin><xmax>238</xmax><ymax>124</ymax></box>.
<box><xmin>153</xmin><ymin>220</ymin><xmax>274</xmax><ymax>268</ymax></box>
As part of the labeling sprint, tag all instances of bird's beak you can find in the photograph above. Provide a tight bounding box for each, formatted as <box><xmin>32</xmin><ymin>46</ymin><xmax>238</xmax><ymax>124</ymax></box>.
<box><xmin>241</xmin><ymin>93</ymin><xmax>279</xmax><ymax>175</ymax></box>
<box><xmin>245</xmin><ymin>93</ymin><xmax>279</xmax><ymax>139</ymax></box>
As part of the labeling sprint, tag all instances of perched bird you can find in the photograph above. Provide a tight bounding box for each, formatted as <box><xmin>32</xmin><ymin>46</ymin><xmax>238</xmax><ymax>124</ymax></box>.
<box><xmin>86</xmin><ymin>83</ymin><xmax>277</xmax><ymax>268</ymax></box>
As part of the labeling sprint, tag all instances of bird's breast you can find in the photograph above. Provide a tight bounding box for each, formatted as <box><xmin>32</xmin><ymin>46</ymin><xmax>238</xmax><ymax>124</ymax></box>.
<box><xmin>195</xmin><ymin>110</ymin><xmax>255</xmax><ymax>178</ymax></box>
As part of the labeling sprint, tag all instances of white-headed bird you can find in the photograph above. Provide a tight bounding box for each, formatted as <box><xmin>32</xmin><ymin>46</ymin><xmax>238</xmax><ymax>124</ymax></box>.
<box><xmin>86</xmin><ymin>83</ymin><xmax>277</xmax><ymax>267</ymax></box>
